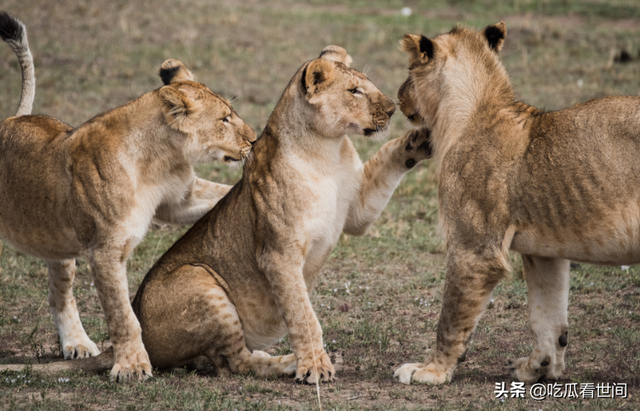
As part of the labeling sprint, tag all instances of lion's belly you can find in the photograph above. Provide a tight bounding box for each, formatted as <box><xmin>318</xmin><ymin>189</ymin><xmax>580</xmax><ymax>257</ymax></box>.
<box><xmin>0</xmin><ymin>223</ymin><xmax>81</xmax><ymax>261</ymax></box>
<box><xmin>511</xmin><ymin>201</ymin><xmax>640</xmax><ymax>265</ymax></box>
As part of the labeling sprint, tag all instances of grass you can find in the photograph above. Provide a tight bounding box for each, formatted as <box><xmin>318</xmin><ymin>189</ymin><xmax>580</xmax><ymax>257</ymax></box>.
<box><xmin>1</xmin><ymin>0</ymin><xmax>640</xmax><ymax>409</ymax></box>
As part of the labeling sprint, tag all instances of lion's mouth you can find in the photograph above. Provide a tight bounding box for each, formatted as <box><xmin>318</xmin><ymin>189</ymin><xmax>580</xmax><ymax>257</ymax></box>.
<box><xmin>223</xmin><ymin>155</ymin><xmax>241</xmax><ymax>162</ymax></box>
<box><xmin>363</xmin><ymin>128</ymin><xmax>377</xmax><ymax>136</ymax></box>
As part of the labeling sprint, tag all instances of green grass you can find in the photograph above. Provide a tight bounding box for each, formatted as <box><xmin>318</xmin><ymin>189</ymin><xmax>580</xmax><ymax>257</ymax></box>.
<box><xmin>1</xmin><ymin>0</ymin><xmax>640</xmax><ymax>409</ymax></box>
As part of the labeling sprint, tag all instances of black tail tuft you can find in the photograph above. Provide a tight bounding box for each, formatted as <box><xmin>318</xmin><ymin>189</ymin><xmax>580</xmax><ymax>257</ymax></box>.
<box><xmin>0</xmin><ymin>11</ymin><xmax>25</xmax><ymax>44</ymax></box>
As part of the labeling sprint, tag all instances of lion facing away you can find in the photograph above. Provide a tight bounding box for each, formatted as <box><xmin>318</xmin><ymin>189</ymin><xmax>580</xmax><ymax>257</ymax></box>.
<box><xmin>394</xmin><ymin>20</ymin><xmax>640</xmax><ymax>385</ymax></box>
<box><xmin>0</xmin><ymin>12</ymin><xmax>255</xmax><ymax>382</ymax></box>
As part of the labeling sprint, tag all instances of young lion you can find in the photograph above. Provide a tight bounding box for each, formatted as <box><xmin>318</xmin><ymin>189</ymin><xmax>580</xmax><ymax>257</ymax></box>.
<box><xmin>394</xmin><ymin>20</ymin><xmax>640</xmax><ymax>385</ymax></box>
<box><xmin>0</xmin><ymin>12</ymin><xmax>255</xmax><ymax>382</ymax></box>
<box><xmin>125</xmin><ymin>46</ymin><xmax>432</xmax><ymax>384</ymax></box>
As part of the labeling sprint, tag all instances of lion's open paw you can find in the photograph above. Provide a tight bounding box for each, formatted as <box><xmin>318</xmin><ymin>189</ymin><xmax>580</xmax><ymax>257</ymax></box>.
<box><xmin>62</xmin><ymin>337</ymin><xmax>100</xmax><ymax>360</ymax></box>
<box><xmin>295</xmin><ymin>352</ymin><xmax>335</xmax><ymax>384</ymax></box>
<box><xmin>394</xmin><ymin>361</ymin><xmax>452</xmax><ymax>385</ymax></box>
<box><xmin>403</xmin><ymin>127</ymin><xmax>432</xmax><ymax>168</ymax></box>
<box><xmin>110</xmin><ymin>349</ymin><xmax>152</xmax><ymax>383</ymax></box>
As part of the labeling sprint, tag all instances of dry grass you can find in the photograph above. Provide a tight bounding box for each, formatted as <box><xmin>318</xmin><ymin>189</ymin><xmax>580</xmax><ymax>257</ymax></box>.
<box><xmin>1</xmin><ymin>0</ymin><xmax>640</xmax><ymax>409</ymax></box>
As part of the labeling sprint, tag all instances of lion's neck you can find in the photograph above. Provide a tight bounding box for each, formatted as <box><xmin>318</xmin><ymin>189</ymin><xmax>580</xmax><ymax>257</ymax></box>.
<box><xmin>78</xmin><ymin>93</ymin><xmax>188</xmax><ymax>182</ymax></box>
<box><xmin>260</xmin><ymin>86</ymin><xmax>346</xmax><ymax>171</ymax></box>
<box><xmin>431</xmin><ymin>57</ymin><xmax>515</xmax><ymax>172</ymax></box>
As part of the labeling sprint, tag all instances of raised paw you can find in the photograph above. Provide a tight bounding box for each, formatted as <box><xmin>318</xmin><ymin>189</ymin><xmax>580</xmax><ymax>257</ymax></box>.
<box><xmin>394</xmin><ymin>361</ymin><xmax>453</xmax><ymax>385</ymax></box>
<box><xmin>294</xmin><ymin>351</ymin><xmax>335</xmax><ymax>384</ymax></box>
<box><xmin>110</xmin><ymin>349</ymin><xmax>152</xmax><ymax>383</ymax></box>
<box><xmin>403</xmin><ymin>127</ymin><xmax>433</xmax><ymax>168</ymax></box>
<box><xmin>62</xmin><ymin>338</ymin><xmax>101</xmax><ymax>360</ymax></box>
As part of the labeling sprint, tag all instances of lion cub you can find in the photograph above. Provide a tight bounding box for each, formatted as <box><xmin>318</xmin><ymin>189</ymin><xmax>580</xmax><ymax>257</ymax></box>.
<box><xmin>395</xmin><ymin>20</ymin><xmax>640</xmax><ymax>385</ymax></box>
<box><xmin>0</xmin><ymin>12</ymin><xmax>255</xmax><ymax>382</ymax></box>
<box><xmin>127</xmin><ymin>46</ymin><xmax>432</xmax><ymax>384</ymax></box>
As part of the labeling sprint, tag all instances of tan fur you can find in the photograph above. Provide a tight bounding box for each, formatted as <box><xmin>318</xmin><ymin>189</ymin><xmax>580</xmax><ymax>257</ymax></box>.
<box><xmin>394</xmin><ymin>21</ymin><xmax>640</xmax><ymax>385</ymax></box>
<box><xmin>0</xmin><ymin>36</ymin><xmax>256</xmax><ymax>382</ymax></box>
<box><xmin>1</xmin><ymin>46</ymin><xmax>432</xmax><ymax>381</ymax></box>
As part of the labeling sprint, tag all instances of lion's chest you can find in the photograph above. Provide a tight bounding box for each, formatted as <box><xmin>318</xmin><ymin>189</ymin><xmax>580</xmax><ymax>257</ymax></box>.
<box><xmin>299</xmin><ymin>160</ymin><xmax>361</xmax><ymax>283</ymax></box>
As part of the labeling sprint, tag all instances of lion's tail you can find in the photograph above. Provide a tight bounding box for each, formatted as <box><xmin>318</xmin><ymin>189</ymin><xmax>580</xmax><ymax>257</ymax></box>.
<box><xmin>0</xmin><ymin>348</ymin><xmax>114</xmax><ymax>375</ymax></box>
<box><xmin>0</xmin><ymin>11</ymin><xmax>35</xmax><ymax>117</ymax></box>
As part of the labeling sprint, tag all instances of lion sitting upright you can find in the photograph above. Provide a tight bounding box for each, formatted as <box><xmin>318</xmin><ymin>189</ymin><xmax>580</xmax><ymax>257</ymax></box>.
<box><xmin>128</xmin><ymin>46</ymin><xmax>432</xmax><ymax>384</ymax></box>
<box><xmin>0</xmin><ymin>12</ymin><xmax>255</xmax><ymax>382</ymax></box>
<box><xmin>394</xmin><ymin>20</ymin><xmax>640</xmax><ymax>385</ymax></box>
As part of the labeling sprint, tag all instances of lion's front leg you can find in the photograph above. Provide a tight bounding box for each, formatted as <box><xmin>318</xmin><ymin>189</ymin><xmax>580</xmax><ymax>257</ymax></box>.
<box><xmin>344</xmin><ymin>127</ymin><xmax>432</xmax><ymax>235</ymax></box>
<box><xmin>509</xmin><ymin>256</ymin><xmax>569</xmax><ymax>382</ymax></box>
<box><xmin>395</xmin><ymin>247</ymin><xmax>508</xmax><ymax>384</ymax></box>
<box><xmin>87</xmin><ymin>247</ymin><xmax>151</xmax><ymax>382</ymax></box>
<box><xmin>154</xmin><ymin>177</ymin><xmax>232</xmax><ymax>225</ymax></box>
<box><xmin>258</xmin><ymin>251</ymin><xmax>334</xmax><ymax>384</ymax></box>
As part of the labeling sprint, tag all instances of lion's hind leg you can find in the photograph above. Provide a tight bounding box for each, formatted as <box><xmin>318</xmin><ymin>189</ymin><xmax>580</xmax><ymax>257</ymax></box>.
<box><xmin>200</xmin><ymin>281</ymin><xmax>296</xmax><ymax>378</ymax></box>
<box><xmin>47</xmin><ymin>259</ymin><xmax>100</xmax><ymax>360</ymax></box>
<box><xmin>508</xmin><ymin>256</ymin><xmax>569</xmax><ymax>382</ymax></box>
<box><xmin>139</xmin><ymin>264</ymin><xmax>296</xmax><ymax>379</ymax></box>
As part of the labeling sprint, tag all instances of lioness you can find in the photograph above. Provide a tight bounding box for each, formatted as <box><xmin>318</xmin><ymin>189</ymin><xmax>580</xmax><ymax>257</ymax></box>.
<box><xmin>129</xmin><ymin>46</ymin><xmax>431</xmax><ymax>384</ymax></box>
<box><xmin>0</xmin><ymin>12</ymin><xmax>255</xmax><ymax>382</ymax></box>
<box><xmin>394</xmin><ymin>20</ymin><xmax>640</xmax><ymax>385</ymax></box>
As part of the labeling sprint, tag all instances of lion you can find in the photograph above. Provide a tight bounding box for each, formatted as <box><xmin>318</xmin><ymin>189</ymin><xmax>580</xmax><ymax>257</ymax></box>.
<box><xmin>393</xmin><ymin>20</ymin><xmax>640</xmax><ymax>385</ymax></box>
<box><xmin>0</xmin><ymin>12</ymin><xmax>256</xmax><ymax>382</ymax></box>
<box><xmin>0</xmin><ymin>45</ymin><xmax>432</xmax><ymax>383</ymax></box>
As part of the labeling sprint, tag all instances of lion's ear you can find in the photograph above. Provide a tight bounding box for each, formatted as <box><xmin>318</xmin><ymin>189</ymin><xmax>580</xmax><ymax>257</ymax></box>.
<box><xmin>400</xmin><ymin>34</ymin><xmax>434</xmax><ymax>64</ymax></box>
<box><xmin>303</xmin><ymin>58</ymin><xmax>335</xmax><ymax>95</ymax></box>
<box><xmin>159</xmin><ymin>59</ymin><xmax>195</xmax><ymax>85</ymax></box>
<box><xmin>158</xmin><ymin>86</ymin><xmax>203</xmax><ymax>133</ymax></box>
<box><xmin>482</xmin><ymin>21</ymin><xmax>507</xmax><ymax>53</ymax></box>
<box><xmin>319</xmin><ymin>45</ymin><xmax>353</xmax><ymax>67</ymax></box>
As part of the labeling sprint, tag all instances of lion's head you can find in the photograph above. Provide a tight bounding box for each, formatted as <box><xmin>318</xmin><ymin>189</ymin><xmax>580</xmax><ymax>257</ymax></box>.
<box><xmin>397</xmin><ymin>21</ymin><xmax>508</xmax><ymax>130</ymax></box>
<box><xmin>157</xmin><ymin>59</ymin><xmax>256</xmax><ymax>164</ymax></box>
<box><xmin>298</xmin><ymin>46</ymin><xmax>396</xmax><ymax>139</ymax></box>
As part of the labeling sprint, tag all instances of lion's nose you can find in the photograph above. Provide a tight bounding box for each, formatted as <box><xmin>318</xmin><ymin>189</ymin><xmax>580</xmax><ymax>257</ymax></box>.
<box><xmin>384</xmin><ymin>98</ymin><xmax>396</xmax><ymax>117</ymax></box>
<box><xmin>245</xmin><ymin>125</ymin><xmax>258</xmax><ymax>144</ymax></box>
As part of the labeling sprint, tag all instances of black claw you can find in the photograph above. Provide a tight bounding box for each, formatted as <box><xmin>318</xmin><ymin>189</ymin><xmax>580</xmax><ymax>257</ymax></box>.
<box><xmin>73</xmin><ymin>349</ymin><xmax>78</xmax><ymax>359</ymax></box>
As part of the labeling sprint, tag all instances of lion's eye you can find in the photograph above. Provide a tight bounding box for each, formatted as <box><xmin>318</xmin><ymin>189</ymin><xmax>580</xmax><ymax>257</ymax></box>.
<box><xmin>349</xmin><ymin>88</ymin><xmax>362</xmax><ymax>95</ymax></box>
<box><xmin>222</xmin><ymin>116</ymin><xmax>230</xmax><ymax>123</ymax></box>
